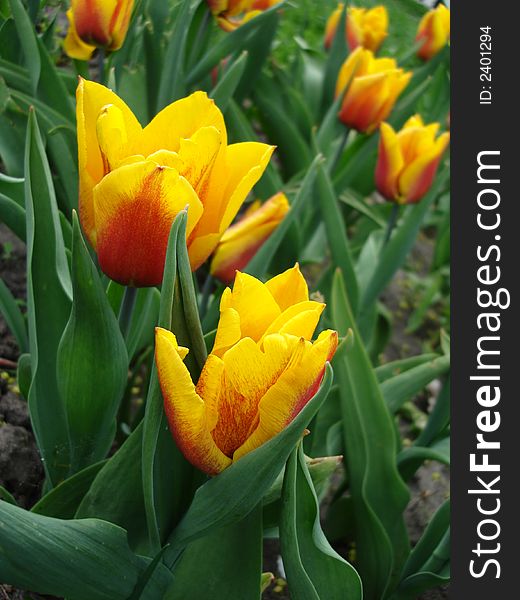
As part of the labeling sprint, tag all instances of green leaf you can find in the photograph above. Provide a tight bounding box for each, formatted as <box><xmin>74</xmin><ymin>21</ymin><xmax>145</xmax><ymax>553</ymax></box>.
<box><xmin>163</xmin><ymin>365</ymin><xmax>334</xmax><ymax>568</ymax></box>
<box><xmin>7</xmin><ymin>0</ymin><xmax>40</xmax><ymax>93</ymax></box>
<box><xmin>331</xmin><ymin>269</ymin><xmax>410</xmax><ymax>600</ymax></box>
<box><xmin>16</xmin><ymin>352</ymin><xmax>31</xmax><ymax>400</ymax></box>
<box><xmin>57</xmin><ymin>213</ymin><xmax>128</xmax><ymax>474</ymax></box>
<box><xmin>31</xmin><ymin>460</ymin><xmax>107</xmax><ymax>519</ymax></box>
<box><xmin>397</xmin><ymin>438</ymin><xmax>450</xmax><ymax>474</ymax></box>
<box><xmin>210</xmin><ymin>51</ymin><xmax>248</xmax><ymax>112</ymax></box>
<box><xmin>24</xmin><ymin>110</ymin><xmax>72</xmax><ymax>486</ymax></box>
<box><xmin>165</xmin><ymin>505</ymin><xmax>263</xmax><ymax>600</ymax></box>
<box><xmin>321</xmin><ymin>3</ymin><xmax>347</xmax><ymax>113</ymax></box>
<box><xmin>381</xmin><ymin>354</ymin><xmax>450</xmax><ymax>414</ymax></box>
<box><xmin>0</xmin><ymin>276</ymin><xmax>28</xmax><ymax>353</ymax></box>
<box><xmin>142</xmin><ymin>212</ymin><xmax>200</xmax><ymax>554</ymax></box>
<box><xmin>280</xmin><ymin>444</ymin><xmax>362</xmax><ymax>600</ymax></box>
<box><xmin>0</xmin><ymin>484</ymin><xmax>17</xmax><ymax>505</ymax></box>
<box><xmin>316</xmin><ymin>162</ymin><xmax>359</xmax><ymax>315</ymax></box>
<box><xmin>127</xmin><ymin>287</ymin><xmax>160</xmax><ymax>361</ymax></box>
<box><xmin>0</xmin><ymin>501</ymin><xmax>173</xmax><ymax>600</ymax></box>
<box><xmin>156</xmin><ymin>0</ymin><xmax>199</xmax><ymax>110</ymax></box>
<box><xmin>375</xmin><ymin>354</ymin><xmax>440</xmax><ymax>383</ymax></box>
<box><xmin>76</xmin><ymin>423</ymin><xmax>149</xmax><ymax>554</ymax></box>
<box><xmin>245</xmin><ymin>154</ymin><xmax>323</xmax><ymax>278</ymax></box>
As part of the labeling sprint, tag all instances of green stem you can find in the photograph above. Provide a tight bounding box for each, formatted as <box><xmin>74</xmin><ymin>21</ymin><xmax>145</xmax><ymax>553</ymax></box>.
<box><xmin>119</xmin><ymin>286</ymin><xmax>137</xmax><ymax>340</ymax></box>
<box><xmin>94</xmin><ymin>48</ymin><xmax>105</xmax><ymax>84</ymax></box>
<box><xmin>382</xmin><ymin>203</ymin><xmax>400</xmax><ymax>248</ymax></box>
<box><xmin>329</xmin><ymin>128</ymin><xmax>350</xmax><ymax>175</ymax></box>
<box><xmin>199</xmin><ymin>272</ymin><xmax>213</xmax><ymax>320</ymax></box>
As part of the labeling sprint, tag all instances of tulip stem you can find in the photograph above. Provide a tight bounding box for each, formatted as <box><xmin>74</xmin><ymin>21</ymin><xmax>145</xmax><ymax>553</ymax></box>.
<box><xmin>95</xmin><ymin>48</ymin><xmax>105</xmax><ymax>84</ymax></box>
<box><xmin>383</xmin><ymin>204</ymin><xmax>400</xmax><ymax>247</ymax></box>
<box><xmin>199</xmin><ymin>273</ymin><xmax>213</xmax><ymax>320</ymax></box>
<box><xmin>119</xmin><ymin>286</ymin><xmax>137</xmax><ymax>340</ymax></box>
<box><xmin>330</xmin><ymin>128</ymin><xmax>350</xmax><ymax>174</ymax></box>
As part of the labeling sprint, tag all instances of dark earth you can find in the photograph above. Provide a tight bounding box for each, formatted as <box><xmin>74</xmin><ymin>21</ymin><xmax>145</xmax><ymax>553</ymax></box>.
<box><xmin>0</xmin><ymin>224</ymin><xmax>448</xmax><ymax>599</ymax></box>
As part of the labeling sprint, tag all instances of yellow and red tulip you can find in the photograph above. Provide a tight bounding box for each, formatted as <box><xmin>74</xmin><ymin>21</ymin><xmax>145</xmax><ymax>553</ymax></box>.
<box><xmin>207</xmin><ymin>0</ymin><xmax>278</xmax><ymax>31</ymax></box>
<box><xmin>335</xmin><ymin>47</ymin><xmax>411</xmax><ymax>134</ymax></box>
<box><xmin>155</xmin><ymin>266</ymin><xmax>338</xmax><ymax>475</ymax></box>
<box><xmin>375</xmin><ymin>115</ymin><xmax>450</xmax><ymax>204</ymax></box>
<box><xmin>325</xmin><ymin>4</ymin><xmax>388</xmax><ymax>53</ymax></box>
<box><xmin>64</xmin><ymin>0</ymin><xmax>134</xmax><ymax>61</ymax></box>
<box><xmin>415</xmin><ymin>4</ymin><xmax>450</xmax><ymax>61</ymax></box>
<box><xmin>76</xmin><ymin>79</ymin><xmax>274</xmax><ymax>287</ymax></box>
<box><xmin>210</xmin><ymin>193</ymin><xmax>289</xmax><ymax>284</ymax></box>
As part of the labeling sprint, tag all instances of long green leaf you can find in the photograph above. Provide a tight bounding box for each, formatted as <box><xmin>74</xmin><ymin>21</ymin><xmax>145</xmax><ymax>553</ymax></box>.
<box><xmin>280</xmin><ymin>444</ymin><xmax>362</xmax><ymax>600</ymax></box>
<box><xmin>331</xmin><ymin>269</ymin><xmax>410</xmax><ymax>600</ymax></box>
<box><xmin>7</xmin><ymin>0</ymin><xmax>40</xmax><ymax>92</ymax></box>
<box><xmin>25</xmin><ymin>110</ymin><xmax>72</xmax><ymax>486</ymax></box>
<box><xmin>57</xmin><ymin>213</ymin><xmax>128</xmax><ymax>473</ymax></box>
<box><xmin>0</xmin><ymin>191</ymin><xmax>25</xmax><ymax>240</ymax></box>
<box><xmin>0</xmin><ymin>276</ymin><xmax>27</xmax><ymax>353</ymax></box>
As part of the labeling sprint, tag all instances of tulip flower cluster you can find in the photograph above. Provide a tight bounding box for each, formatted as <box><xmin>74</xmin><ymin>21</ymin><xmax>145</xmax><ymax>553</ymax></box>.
<box><xmin>156</xmin><ymin>266</ymin><xmax>337</xmax><ymax>475</ymax></box>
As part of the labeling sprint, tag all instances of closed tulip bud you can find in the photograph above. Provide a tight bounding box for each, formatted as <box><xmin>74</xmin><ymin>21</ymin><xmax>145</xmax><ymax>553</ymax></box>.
<box><xmin>415</xmin><ymin>4</ymin><xmax>450</xmax><ymax>61</ymax></box>
<box><xmin>155</xmin><ymin>266</ymin><xmax>338</xmax><ymax>475</ymax></box>
<box><xmin>335</xmin><ymin>47</ymin><xmax>411</xmax><ymax>134</ymax></box>
<box><xmin>76</xmin><ymin>79</ymin><xmax>274</xmax><ymax>287</ymax></box>
<box><xmin>210</xmin><ymin>193</ymin><xmax>289</xmax><ymax>284</ymax></box>
<box><xmin>325</xmin><ymin>4</ymin><xmax>388</xmax><ymax>53</ymax></box>
<box><xmin>375</xmin><ymin>116</ymin><xmax>450</xmax><ymax>204</ymax></box>
<box><xmin>64</xmin><ymin>0</ymin><xmax>134</xmax><ymax>61</ymax></box>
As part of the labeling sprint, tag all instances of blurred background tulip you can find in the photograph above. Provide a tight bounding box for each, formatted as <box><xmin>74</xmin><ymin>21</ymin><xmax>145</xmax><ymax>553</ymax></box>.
<box><xmin>375</xmin><ymin>115</ymin><xmax>450</xmax><ymax>204</ymax></box>
<box><xmin>210</xmin><ymin>193</ymin><xmax>289</xmax><ymax>284</ymax></box>
<box><xmin>415</xmin><ymin>3</ymin><xmax>450</xmax><ymax>61</ymax></box>
<box><xmin>325</xmin><ymin>4</ymin><xmax>388</xmax><ymax>52</ymax></box>
<box><xmin>64</xmin><ymin>0</ymin><xmax>135</xmax><ymax>60</ymax></box>
<box><xmin>335</xmin><ymin>47</ymin><xmax>411</xmax><ymax>133</ymax></box>
<box><xmin>76</xmin><ymin>79</ymin><xmax>274</xmax><ymax>287</ymax></box>
<box><xmin>155</xmin><ymin>266</ymin><xmax>337</xmax><ymax>475</ymax></box>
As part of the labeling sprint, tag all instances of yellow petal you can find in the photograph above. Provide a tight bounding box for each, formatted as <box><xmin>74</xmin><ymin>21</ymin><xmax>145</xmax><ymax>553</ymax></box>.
<box><xmin>155</xmin><ymin>327</ymin><xmax>231</xmax><ymax>475</ymax></box>
<box><xmin>93</xmin><ymin>160</ymin><xmax>203</xmax><ymax>286</ymax></box>
<box><xmin>108</xmin><ymin>0</ymin><xmax>135</xmax><ymax>51</ymax></box>
<box><xmin>265</xmin><ymin>264</ymin><xmax>309</xmax><ymax>311</ymax></box>
<box><xmin>261</xmin><ymin>301</ymin><xmax>325</xmax><ymax>342</ymax></box>
<box><xmin>233</xmin><ymin>330</ymin><xmax>338</xmax><ymax>460</ymax></box>
<box><xmin>128</xmin><ymin>91</ymin><xmax>227</xmax><ymax>158</ymax></box>
<box><xmin>375</xmin><ymin>122</ymin><xmax>403</xmax><ymax>201</ymax></box>
<box><xmin>63</xmin><ymin>8</ymin><xmax>96</xmax><ymax>60</ymax></box>
<box><xmin>96</xmin><ymin>103</ymin><xmax>129</xmax><ymax>173</ymax></box>
<box><xmin>76</xmin><ymin>78</ymin><xmax>142</xmax><ymax>247</ymax></box>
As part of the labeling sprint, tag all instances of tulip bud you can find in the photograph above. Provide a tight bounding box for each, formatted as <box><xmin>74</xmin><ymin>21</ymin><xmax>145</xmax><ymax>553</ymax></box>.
<box><xmin>64</xmin><ymin>0</ymin><xmax>135</xmax><ymax>61</ymax></box>
<box><xmin>155</xmin><ymin>266</ymin><xmax>338</xmax><ymax>475</ymax></box>
<box><xmin>210</xmin><ymin>193</ymin><xmax>289</xmax><ymax>284</ymax></box>
<box><xmin>76</xmin><ymin>79</ymin><xmax>274</xmax><ymax>287</ymax></box>
<box><xmin>375</xmin><ymin>115</ymin><xmax>450</xmax><ymax>205</ymax></box>
<box><xmin>415</xmin><ymin>4</ymin><xmax>450</xmax><ymax>61</ymax></box>
<box><xmin>325</xmin><ymin>4</ymin><xmax>388</xmax><ymax>52</ymax></box>
<box><xmin>335</xmin><ymin>47</ymin><xmax>411</xmax><ymax>134</ymax></box>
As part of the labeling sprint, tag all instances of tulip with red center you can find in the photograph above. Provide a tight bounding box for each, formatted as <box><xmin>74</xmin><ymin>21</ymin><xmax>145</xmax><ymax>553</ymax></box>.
<box><xmin>415</xmin><ymin>4</ymin><xmax>450</xmax><ymax>61</ymax></box>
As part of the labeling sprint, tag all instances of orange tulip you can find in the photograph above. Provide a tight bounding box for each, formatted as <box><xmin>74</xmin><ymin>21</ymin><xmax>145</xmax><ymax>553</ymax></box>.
<box><xmin>76</xmin><ymin>79</ymin><xmax>274</xmax><ymax>287</ymax></box>
<box><xmin>210</xmin><ymin>193</ymin><xmax>289</xmax><ymax>283</ymax></box>
<box><xmin>155</xmin><ymin>266</ymin><xmax>338</xmax><ymax>475</ymax></box>
<box><xmin>325</xmin><ymin>4</ymin><xmax>388</xmax><ymax>52</ymax></box>
<box><xmin>375</xmin><ymin>115</ymin><xmax>450</xmax><ymax>204</ymax></box>
<box><xmin>415</xmin><ymin>4</ymin><xmax>450</xmax><ymax>61</ymax></box>
<box><xmin>64</xmin><ymin>0</ymin><xmax>134</xmax><ymax>60</ymax></box>
<box><xmin>335</xmin><ymin>47</ymin><xmax>411</xmax><ymax>134</ymax></box>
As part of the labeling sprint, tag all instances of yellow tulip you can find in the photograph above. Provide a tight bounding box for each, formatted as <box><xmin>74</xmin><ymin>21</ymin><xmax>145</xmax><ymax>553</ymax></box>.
<box><xmin>375</xmin><ymin>116</ymin><xmax>450</xmax><ymax>204</ymax></box>
<box><xmin>64</xmin><ymin>0</ymin><xmax>134</xmax><ymax>61</ymax></box>
<box><xmin>325</xmin><ymin>4</ymin><xmax>388</xmax><ymax>53</ymax></box>
<box><xmin>415</xmin><ymin>4</ymin><xmax>450</xmax><ymax>61</ymax></box>
<box><xmin>76</xmin><ymin>79</ymin><xmax>274</xmax><ymax>287</ymax></box>
<box><xmin>210</xmin><ymin>193</ymin><xmax>289</xmax><ymax>284</ymax></box>
<box><xmin>155</xmin><ymin>266</ymin><xmax>338</xmax><ymax>475</ymax></box>
<box><xmin>335</xmin><ymin>47</ymin><xmax>411</xmax><ymax>134</ymax></box>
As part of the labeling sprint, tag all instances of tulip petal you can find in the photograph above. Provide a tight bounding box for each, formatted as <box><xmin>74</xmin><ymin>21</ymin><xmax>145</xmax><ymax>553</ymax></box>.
<box><xmin>261</xmin><ymin>301</ymin><xmax>325</xmax><ymax>343</ymax></box>
<box><xmin>265</xmin><ymin>264</ymin><xmax>308</xmax><ymax>310</ymax></box>
<box><xmin>233</xmin><ymin>330</ymin><xmax>338</xmax><ymax>461</ymax></box>
<box><xmin>71</xmin><ymin>0</ymin><xmax>116</xmax><ymax>46</ymax></box>
<box><xmin>64</xmin><ymin>9</ymin><xmax>96</xmax><ymax>60</ymax></box>
<box><xmin>76</xmin><ymin>78</ymin><xmax>142</xmax><ymax>247</ymax></box>
<box><xmin>375</xmin><ymin>122</ymin><xmax>403</xmax><ymax>201</ymax></box>
<box><xmin>155</xmin><ymin>328</ymin><xmax>231</xmax><ymax>476</ymax></box>
<box><xmin>93</xmin><ymin>160</ymin><xmax>203</xmax><ymax>286</ymax></box>
<box><xmin>130</xmin><ymin>91</ymin><xmax>227</xmax><ymax>158</ymax></box>
<box><xmin>398</xmin><ymin>132</ymin><xmax>450</xmax><ymax>203</ymax></box>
